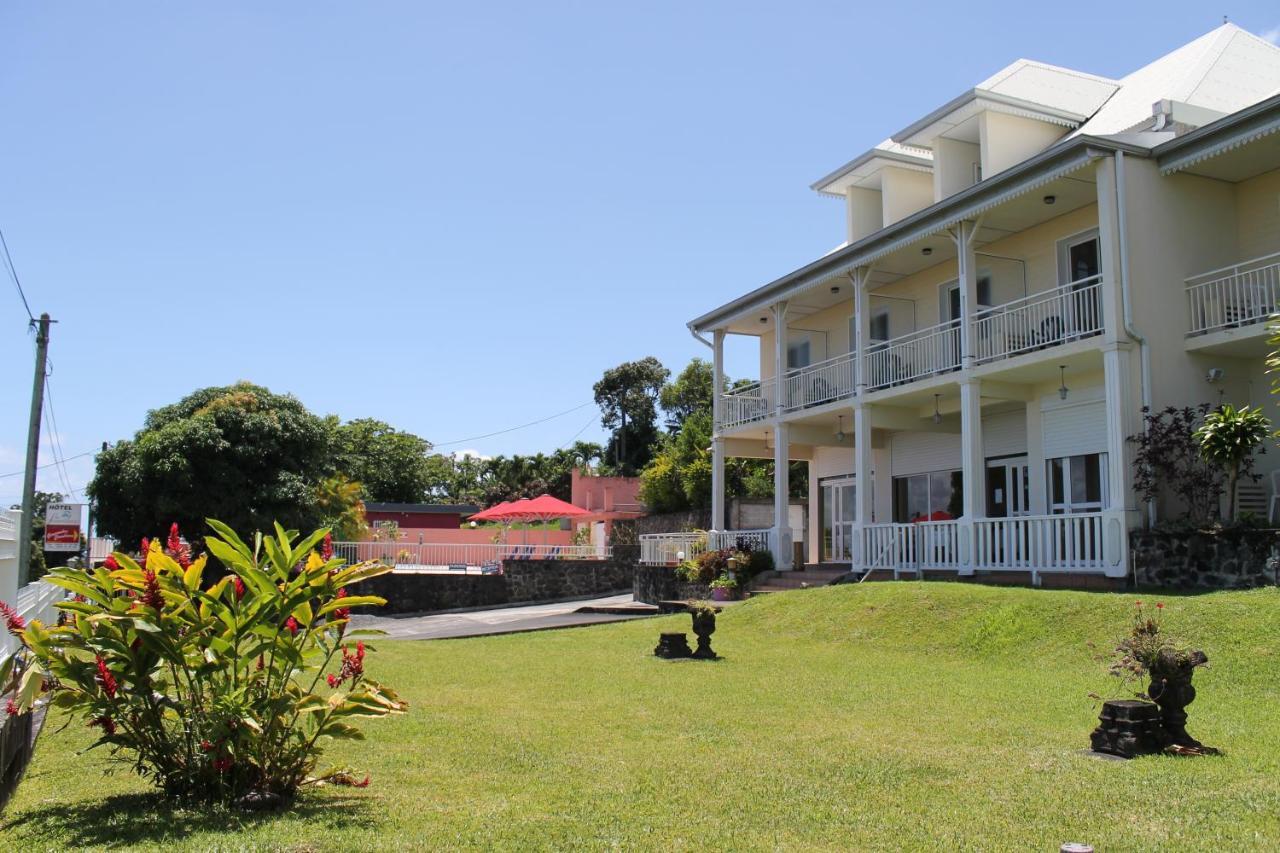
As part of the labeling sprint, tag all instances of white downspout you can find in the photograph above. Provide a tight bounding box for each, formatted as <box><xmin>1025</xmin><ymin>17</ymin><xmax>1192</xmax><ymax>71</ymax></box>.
<box><xmin>689</xmin><ymin>326</ymin><xmax>713</xmax><ymax>350</ymax></box>
<box><xmin>1114</xmin><ymin>151</ymin><xmax>1155</xmax><ymax>527</ymax></box>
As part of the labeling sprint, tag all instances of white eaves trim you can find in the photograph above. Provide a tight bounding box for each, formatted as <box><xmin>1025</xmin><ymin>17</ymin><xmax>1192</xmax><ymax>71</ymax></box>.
<box><xmin>1155</xmin><ymin>92</ymin><xmax>1280</xmax><ymax>175</ymax></box>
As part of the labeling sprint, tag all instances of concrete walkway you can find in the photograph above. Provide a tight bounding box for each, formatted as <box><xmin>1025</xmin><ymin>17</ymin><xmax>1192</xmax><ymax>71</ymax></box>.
<box><xmin>349</xmin><ymin>594</ymin><xmax>649</xmax><ymax>641</ymax></box>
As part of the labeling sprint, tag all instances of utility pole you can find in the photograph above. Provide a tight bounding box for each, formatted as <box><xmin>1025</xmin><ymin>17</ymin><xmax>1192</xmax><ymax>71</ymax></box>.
<box><xmin>17</xmin><ymin>313</ymin><xmax>51</xmax><ymax>587</ymax></box>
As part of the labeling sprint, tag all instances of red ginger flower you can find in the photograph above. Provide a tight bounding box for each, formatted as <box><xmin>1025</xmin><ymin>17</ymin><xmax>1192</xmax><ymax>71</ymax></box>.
<box><xmin>5</xmin><ymin>699</ymin><xmax>19</xmax><ymax>717</ymax></box>
<box><xmin>256</xmin><ymin>654</ymin><xmax>264</xmax><ymax>671</ymax></box>
<box><xmin>168</xmin><ymin>523</ymin><xmax>181</xmax><ymax>554</ymax></box>
<box><xmin>327</xmin><ymin>674</ymin><xmax>339</xmax><ymax>688</ymax></box>
<box><xmin>285</xmin><ymin>616</ymin><xmax>299</xmax><ymax>637</ymax></box>
<box><xmin>0</xmin><ymin>600</ymin><xmax>26</xmax><ymax>635</ymax></box>
<box><xmin>322</xmin><ymin>532</ymin><xmax>334</xmax><ymax>562</ymax></box>
<box><xmin>89</xmin><ymin>715</ymin><xmax>116</xmax><ymax>736</ymax></box>
<box><xmin>95</xmin><ymin>655</ymin><xmax>118</xmax><ymax>699</ymax></box>
<box><xmin>139</xmin><ymin>538</ymin><xmax>150</xmax><ymax>568</ymax></box>
<box><xmin>333</xmin><ymin>641</ymin><xmax>366</xmax><ymax>687</ymax></box>
<box><xmin>332</xmin><ymin>588</ymin><xmax>350</xmax><ymax>622</ymax></box>
<box><xmin>103</xmin><ymin>554</ymin><xmax>119</xmax><ymax>570</ymax></box>
<box><xmin>141</xmin><ymin>569</ymin><xmax>164</xmax><ymax>611</ymax></box>
<box><xmin>233</xmin><ymin>576</ymin><xmax>246</xmax><ymax>601</ymax></box>
<box><xmin>200</xmin><ymin>739</ymin><xmax>214</xmax><ymax>752</ymax></box>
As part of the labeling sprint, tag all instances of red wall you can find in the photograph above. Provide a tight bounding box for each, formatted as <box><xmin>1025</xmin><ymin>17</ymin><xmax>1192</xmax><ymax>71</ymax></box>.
<box><xmin>366</xmin><ymin>510</ymin><xmax>463</xmax><ymax>530</ymax></box>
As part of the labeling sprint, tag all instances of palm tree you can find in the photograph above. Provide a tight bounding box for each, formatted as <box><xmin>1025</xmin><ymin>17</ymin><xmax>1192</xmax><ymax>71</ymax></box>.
<box><xmin>1194</xmin><ymin>404</ymin><xmax>1271</xmax><ymax>520</ymax></box>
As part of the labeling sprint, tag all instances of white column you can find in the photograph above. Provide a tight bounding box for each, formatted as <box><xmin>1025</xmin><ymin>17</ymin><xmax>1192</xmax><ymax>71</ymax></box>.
<box><xmin>854</xmin><ymin>268</ymin><xmax>871</xmax><ymax>395</ymax></box>
<box><xmin>773</xmin><ymin>422</ymin><xmax>792</xmax><ymax>569</ymax></box>
<box><xmin>1025</xmin><ymin>400</ymin><xmax>1047</xmax><ymax>515</ymax></box>
<box><xmin>711</xmin><ymin>329</ymin><xmax>726</xmax><ymax>532</ymax></box>
<box><xmin>1102</xmin><ymin>343</ymin><xmax>1134</xmax><ymax>577</ymax></box>
<box><xmin>711</xmin><ymin>437</ymin><xmax>726</xmax><ymax>533</ymax></box>
<box><xmin>955</xmin><ymin>220</ymin><xmax>978</xmax><ymax>369</ymax></box>
<box><xmin>853</xmin><ymin>403</ymin><xmax>874</xmax><ymax>569</ymax></box>
<box><xmin>959</xmin><ymin>378</ymin><xmax>984</xmax><ymax>575</ymax></box>
<box><xmin>773</xmin><ymin>301</ymin><xmax>789</xmax><ymax>414</ymax></box>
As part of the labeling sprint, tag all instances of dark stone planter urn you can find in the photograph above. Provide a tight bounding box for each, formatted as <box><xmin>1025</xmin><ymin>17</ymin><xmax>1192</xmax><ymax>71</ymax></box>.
<box><xmin>690</xmin><ymin>609</ymin><xmax>717</xmax><ymax>660</ymax></box>
<box><xmin>654</xmin><ymin>632</ymin><xmax>692</xmax><ymax>659</ymax></box>
<box><xmin>1148</xmin><ymin>648</ymin><xmax>1211</xmax><ymax>750</ymax></box>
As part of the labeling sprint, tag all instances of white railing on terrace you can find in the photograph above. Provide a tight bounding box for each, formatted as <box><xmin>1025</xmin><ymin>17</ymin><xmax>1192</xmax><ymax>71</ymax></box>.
<box><xmin>862</xmin><ymin>521</ymin><xmax>963</xmax><ymax>573</ymax></box>
<box><xmin>782</xmin><ymin>351</ymin><xmax>856</xmax><ymax>413</ymax></box>
<box><xmin>638</xmin><ymin>529</ymin><xmax>773</xmax><ymax>565</ymax></box>
<box><xmin>1186</xmin><ymin>251</ymin><xmax>1280</xmax><ymax>336</ymax></box>
<box><xmin>863</xmin><ymin>319</ymin><xmax>961</xmax><ymax>391</ymax></box>
<box><xmin>973</xmin><ymin>276</ymin><xmax>1103</xmax><ymax>363</ymax></box>
<box><xmin>720</xmin><ymin>378</ymin><xmax>775</xmax><ymax>429</ymax></box>
<box><xmin>331</xmin><ymin>541</ymin><xmax>610</xmax><ymax>570</ymax></box>
<box><xmin>972</xmin><ymin>513</ymin><xmax>1111</xmax><ymax>572</ymax></box>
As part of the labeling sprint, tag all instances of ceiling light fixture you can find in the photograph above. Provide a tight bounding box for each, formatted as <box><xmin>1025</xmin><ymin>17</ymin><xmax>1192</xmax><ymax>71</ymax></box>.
<box><xmin>922</xmin><ymin>247</ymin><xmax>933</xmax><ymax>256</ymax></box>
<box><xmin>759</xmin><ymin>317</ymin><xmax>768</xmax><ymax>324</ymax></box>
<box><xmin>1044</xmin><ymin>194</ymin><xmax>1057</xmax><ymax>205</ymax></box>
<box><xmin>1059</xmin><ymin>365</ymin><xmax>1069</xmax><ymax>400</ymax></box>
<box><xmin>933</xmin><ymin>394</ymin><xmax>942</xmax><ymax>425</ymax></box>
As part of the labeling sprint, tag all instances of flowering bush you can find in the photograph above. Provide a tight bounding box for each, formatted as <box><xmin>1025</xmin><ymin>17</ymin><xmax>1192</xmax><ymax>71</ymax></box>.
<box><xmin>0</xmin><ymin>520</ymin><xmax>407</xmax><ymax>806</ymax></box>
<box><xmin>1099</xmin><ymin>601</ymin><xmax>1204</xmax><ymax>700</ymax></box>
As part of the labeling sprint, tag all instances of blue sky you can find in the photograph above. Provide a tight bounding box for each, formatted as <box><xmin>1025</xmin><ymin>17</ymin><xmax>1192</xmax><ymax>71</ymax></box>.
<box><xmin>2</xmin><ymin>2</ymin><xmax>1278</xmax><ymax>508</ymax></box>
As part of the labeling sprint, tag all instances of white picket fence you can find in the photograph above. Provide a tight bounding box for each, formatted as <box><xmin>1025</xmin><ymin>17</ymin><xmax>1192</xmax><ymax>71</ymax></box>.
<box><xmin>1</xmin><ymin>509</ymin><xmax>68</xmax><ymax>663</ymax></box>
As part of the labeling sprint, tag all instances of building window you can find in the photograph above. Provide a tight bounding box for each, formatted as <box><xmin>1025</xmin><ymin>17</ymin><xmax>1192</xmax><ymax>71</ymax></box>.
<box><xmin>787</xmin><ymin>338</ymin><xmax>811</xmax><ymax>370</ymax></box>
<box><xmin>1047</xmin><ymin>453</ymin><xmax>1107</xmax><ymax>513</ymax></box>
<box><xmin>892</xmin><ymin>470</ymin><xmax>963</xmax><ymax>522</ymax></box>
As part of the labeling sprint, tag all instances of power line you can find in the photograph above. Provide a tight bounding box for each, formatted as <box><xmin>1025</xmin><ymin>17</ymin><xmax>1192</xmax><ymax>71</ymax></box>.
<box><xmin>558</xmin><ymin>416</ymin><xmax>597</xmax><ymax>451</ymax></box>
<box><xmin>43</xmin><ymin>374</ymin><xmax>78</xmax><ymax>500</ymax></box>
<box><xmin>432</xmin><ymin>401</ymin><xmax>595</xmax><ymax>448</ymax></box>
<box><xmin>0</xmin><ymin>450</ymin><xmax>95</xmax><ymax>480</ymax></box>
<box><xmin>0</xmin><ymin>228</ymin><xmax>34</xmax><ymax>322</ymax></box>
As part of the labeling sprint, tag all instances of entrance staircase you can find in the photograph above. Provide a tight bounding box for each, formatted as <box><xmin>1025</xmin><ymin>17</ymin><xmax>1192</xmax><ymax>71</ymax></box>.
<box><xmin>749</xmin><ymin>563</ymin><xmax>851</xmax><ymax>594</ymax></box>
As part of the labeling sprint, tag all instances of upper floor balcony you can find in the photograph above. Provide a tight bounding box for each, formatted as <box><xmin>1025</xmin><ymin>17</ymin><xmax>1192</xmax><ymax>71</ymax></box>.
<box><xmin>717</xmin><ymin>271</ymin><xmax>1106</xmax><ymax>431</ymax></box>
<box><xmin>1185</xmin><ymin>251</ymin><xmax>1280</xmax><ymax>340</ymax></box>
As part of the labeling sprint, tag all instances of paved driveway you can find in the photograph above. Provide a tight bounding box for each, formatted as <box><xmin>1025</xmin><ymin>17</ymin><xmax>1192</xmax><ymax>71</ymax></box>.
<box><xmin>349</xmin><ymin>594</ymin><xmax>646</xmax><ymax>640</ymax></box>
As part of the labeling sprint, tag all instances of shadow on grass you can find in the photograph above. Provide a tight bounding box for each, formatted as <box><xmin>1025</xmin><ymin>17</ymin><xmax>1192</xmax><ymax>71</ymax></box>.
<box><xmin>0</xmin><ymin>788</ymin><xmax>374</xmax><ymax>847</ymax></box>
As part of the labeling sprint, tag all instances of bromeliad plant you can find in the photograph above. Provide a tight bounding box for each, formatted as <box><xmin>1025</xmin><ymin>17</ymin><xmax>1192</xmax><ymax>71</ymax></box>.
<box><xmin>1</xmin><ymin>520</ymin><xmax>407</xmax><ymax>806</ymax></box>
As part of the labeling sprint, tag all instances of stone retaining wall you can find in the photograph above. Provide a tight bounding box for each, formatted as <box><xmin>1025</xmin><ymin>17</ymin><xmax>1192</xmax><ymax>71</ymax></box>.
<box><xmin>364</xmin><ymin>548</ymin><xmax>638</xmax><ymax>615</ymax></box>
<box><xmin>633</xmin><ymin>565</ymin><xmax>711</xmax><ymax>604</ymax></box>
<box><xmin>1131</xmin><ymin>528</ymin><xmax>1280</xmax><ymax>589</ymax></box>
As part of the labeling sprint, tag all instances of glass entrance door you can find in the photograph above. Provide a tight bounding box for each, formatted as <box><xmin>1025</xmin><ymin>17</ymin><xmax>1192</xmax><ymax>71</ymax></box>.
<box><xmin>821</xmin><ymin>477</ymin><xmax>856</xmax><ymax>562</ymax></box>
<box><xmin>986</xmin><ymin>457</ymin><xmax>1030</xmax><ymax>518</ymax></box>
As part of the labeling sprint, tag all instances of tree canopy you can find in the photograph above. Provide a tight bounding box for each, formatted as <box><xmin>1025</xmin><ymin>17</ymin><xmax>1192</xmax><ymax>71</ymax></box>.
<box><xmin>88</xmin><ymin>383</ymin><xmax>332</xmax><ymax>546</ymax></box>
<box><xmin>329</xmin><ymin>418</ymin><xmax>435</xmax><ymax>504</ymax></box>
<box><xmin>593</xmin><ymin>356</ymin><xmax>669</xmax><ymax>475</ymax></box>
<box><xmin>658</xmin><ymin>358</ymin><xmax>714</xmax><ymax>431</ymax></box>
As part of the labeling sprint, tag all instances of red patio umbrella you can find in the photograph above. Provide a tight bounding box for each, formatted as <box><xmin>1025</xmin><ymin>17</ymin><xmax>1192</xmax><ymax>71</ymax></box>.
<box><xmin>482</xmin><ymin>494</ymin><xmax>591</xmax><ymax>546</ymax></box>
<box><xmin>470</xmin><ymin>501</ymin><xmax>515</xmax><ymax>522</ymax></box>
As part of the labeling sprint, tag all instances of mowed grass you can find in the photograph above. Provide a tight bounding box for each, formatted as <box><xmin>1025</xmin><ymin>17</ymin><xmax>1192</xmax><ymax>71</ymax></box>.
<box><xmin>3</xmin><ymin>582</ymin><xmax>1279</xmax><ymax>851</ymax></box>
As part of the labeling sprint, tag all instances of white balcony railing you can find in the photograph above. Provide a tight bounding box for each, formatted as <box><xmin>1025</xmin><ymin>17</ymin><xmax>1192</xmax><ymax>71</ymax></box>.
<box><xmin>973</xmin><ymin>276</ymin><xmax>1103</xmax><ymax>363</ymax></box>
<box><xmin>720</xmin><ymin>377</ymin><xmax>775</xmax><ymax>430</ymax></box>
<box><xmin>863</xmin><ymin>319</ymin><xmax>961</xmax><ymax>391</ymax></box>
<box><xmin>972</xmin><ymin>513</ymin><xmax>1113</xmax><ymax>572</ymax></box>
<box><xmin>782</xmin><ymin>351</ymin><xmax>857</xmax><ymax>413</ymax></box>
<box><xmin>638</xmin><ymin>529</ymin><xmax>774</xmax><ymax>565</ymax></box>
<box><xmin>1186</xmin><ymin>251</ymin><xmax>1280</xmax><ymax>336</ymax></box>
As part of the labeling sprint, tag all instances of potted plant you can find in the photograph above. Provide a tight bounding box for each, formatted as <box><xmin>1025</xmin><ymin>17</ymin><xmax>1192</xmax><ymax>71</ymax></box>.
<box><xmin>709</xmin><ymin>574</ymin><xmax>737</xmax><ymax>601</ymax></box>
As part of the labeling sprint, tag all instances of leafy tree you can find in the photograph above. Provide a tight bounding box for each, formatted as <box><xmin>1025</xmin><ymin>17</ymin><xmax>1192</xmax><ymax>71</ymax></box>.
<box><xmin>330</xmin><ymin>418</ymin><xmax>434</xmax><ymax>503</ymax></box>
<box><xmin>659</xmin><ymin>358</ymin><xmax>714</xmax><ymax>431</ymax></box>
<box><xmin>314</xmin><ymin>474</ymin><xmax>368</xmax><ymax>540</ymax></box>
<box><xmin>593</xmin><ymin>357</ymin><xmax>669</xmax><ymax>475</ymax></box>
<box><xmin>88</xmin><ymin>383</ymin><xmax>331</xmax><ymax>547</ymax></box>
<box><xmin>1194</xmin><ymin>404</ymin><xmax>1270</xmax><ymax>520</ymax></box>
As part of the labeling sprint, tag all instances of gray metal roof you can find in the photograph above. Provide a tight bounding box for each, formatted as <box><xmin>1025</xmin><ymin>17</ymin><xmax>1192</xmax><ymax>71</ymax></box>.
<box><xmin>364</xmin><ymin>503</ymin><xmax>480</xmax><ymax>515</ymax></box>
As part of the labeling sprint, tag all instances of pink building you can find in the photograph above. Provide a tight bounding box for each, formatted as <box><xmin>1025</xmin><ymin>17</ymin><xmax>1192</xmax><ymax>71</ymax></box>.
<box><xmin>570</xmin><ymin>468</ymin><xmax>646</xmax><ymax>543</ymax></box>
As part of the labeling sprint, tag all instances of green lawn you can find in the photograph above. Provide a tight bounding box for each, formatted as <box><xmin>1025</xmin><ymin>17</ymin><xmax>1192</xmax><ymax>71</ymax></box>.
<box><xmin>3</xmin><ymin>583</ymin><xmax>1278</xmax><ymax>850</ymax></box>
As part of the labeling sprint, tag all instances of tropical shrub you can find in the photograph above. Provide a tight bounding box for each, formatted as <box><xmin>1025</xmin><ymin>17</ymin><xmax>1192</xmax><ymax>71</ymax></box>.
<box><xmin>1194</xmin><ymin>404</ymin><xmax>1270</xmax><ymax>520</ymax></box>
<box><xmin>1</xmin><ymin>520</ymin><xmax>407</xmax><ymax>807</ymax></box>
<box><xmin>708</xmin><ymin>574</ymin><xmax>737</xmax><ymax>591</ymax></box>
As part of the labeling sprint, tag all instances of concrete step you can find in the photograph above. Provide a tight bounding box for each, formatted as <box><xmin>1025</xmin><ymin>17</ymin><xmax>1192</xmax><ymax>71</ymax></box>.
<box><xmin>575</xmin><ymin>602</ymin><xmax>660</xmax><ymax>616</ymax></box>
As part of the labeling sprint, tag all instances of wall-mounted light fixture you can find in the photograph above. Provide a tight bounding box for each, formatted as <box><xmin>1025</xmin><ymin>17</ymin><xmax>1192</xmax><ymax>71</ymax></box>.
<box><xmin>1206</xmin><ymin>367</ymin><xmax>1224</xmax><ymax>383</ymax></box>
<box><xmin>1058</xmin><ymin>365</ymin><xmax>1069</xmax><ymax>400</ymax></box>
<box><xmin>835</xmin><ymin>415</ymin><xmax>845</xmax><ymax>442</ymax></box>
<box><xmin>933</xmin><ymin>394</ymin><xmax>942</xmax><ymax>425</ymax></box>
